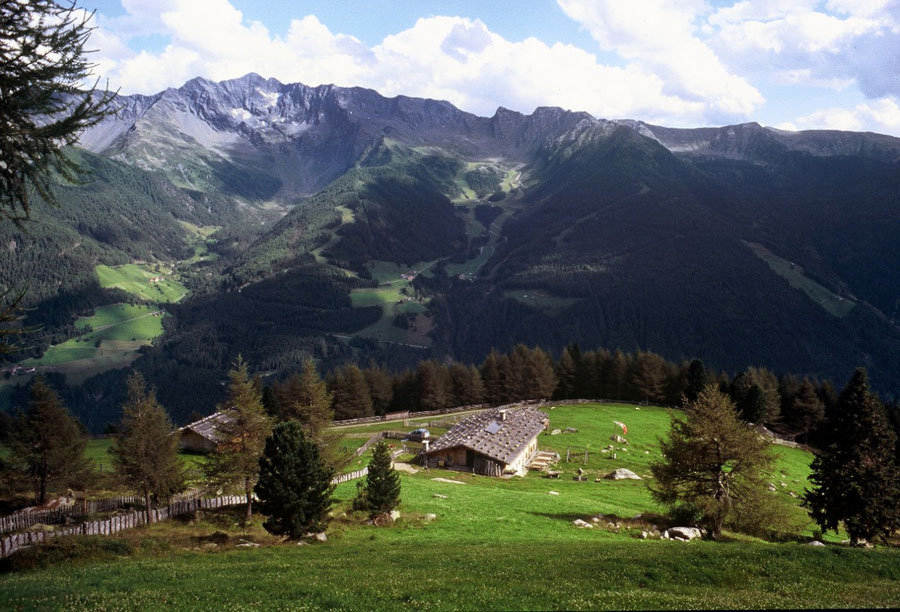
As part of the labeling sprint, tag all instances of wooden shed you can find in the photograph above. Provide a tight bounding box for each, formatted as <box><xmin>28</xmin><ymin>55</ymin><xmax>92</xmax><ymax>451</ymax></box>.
<box><xmin>423</xmin><ymin>407</ymin><xmax>548</xmax><ymax>476</ymax></box>
<box><xmin>177</xmin><ymin>411</ymin><xmax>232</xmax><ymax>453</ymax></box>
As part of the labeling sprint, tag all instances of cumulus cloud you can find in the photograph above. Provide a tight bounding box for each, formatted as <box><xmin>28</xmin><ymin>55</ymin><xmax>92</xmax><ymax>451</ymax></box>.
<box><xmin>777</xmin><ymin>96</ymin><xmax>900</xmax><ymax>133</ymax></box>
<box><xmin>88</xmin><ymin>0</ymin><xmax>756</xmax><ymax>127</ymax></box>
<box><xmin>85</xmin><ymin>0</ymin><xmax>900</xmax><ymax>135</ymax></box>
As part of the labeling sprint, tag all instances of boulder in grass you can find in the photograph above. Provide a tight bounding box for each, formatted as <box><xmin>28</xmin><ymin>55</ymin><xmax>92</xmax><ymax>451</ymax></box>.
<box><xmin>664</xmin><ymin>527</ymin><xmax>701</xmax><ymax>541</ymax></box>
<box><xmin>550</xmin><ymin>429</ymin><xmax>562</xmax><ymax>436</ymax></box>
<box><xmin>808</xmin><ymin>540</ymin><xmax>826</xmax><ymax>546</ymax></box>
<box><xmin>573</xmin><ymin>519</ymin><xmax>593</xmax><ymax>528</ymax></box>
<box><xmin>606</xmin><ymin>468</ymin><xmax>642</xmax><ymax>480</ymax></box>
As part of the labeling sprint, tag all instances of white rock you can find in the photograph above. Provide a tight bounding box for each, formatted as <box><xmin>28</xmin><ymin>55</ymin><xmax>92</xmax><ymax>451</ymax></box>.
<box><xmin>549</xmin><ymin>491</ymin><xmax>559</xmax><ymax>496</ymax></box>
<box><xmin>573</xmin><ymin>519</ymin><xmax>593</xmax><ymax>528</ymax></box>
<box><xmin>808</xmin><ymin>540</ymin><xmax>826</xmax><ymax>546</ymax></box>
<box><xmin>314</xmin><ymin>532</ymin><xmax>327</xmax><ymax>542</ymax></box>
<box><xmin>390</xmin><ymin>510</ymin><xmax>401</xmax><ymax>521</ymax></box>
<box><xmin>424</xmin><ymin>513</ymin><xmax>437</xmax><ymax>522</ymax></box>
<box><xmin>605</xmin><ymin>468</ymin><xmax>642</xmax><ymax>480</ymax></box>
<box><xmin>550</xmin><ymin>429</ymin><xmax>562</xmax><ymax>435</ymax></box>
<box><xmin>665</xmin><ymin>527</ymin><xmax>701</xmax><ymax>541</ymax></box>
<box><xmin>433</xmin><ymin>493</ymin><xmax>448</xmax><ymax>499</ymax></box>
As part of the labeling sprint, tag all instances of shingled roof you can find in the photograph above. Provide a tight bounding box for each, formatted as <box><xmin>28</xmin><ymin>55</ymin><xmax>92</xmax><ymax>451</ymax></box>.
<box><xmin>426</xmin><ymin>407</ymin><xmax>548</xmax><ymax>465</ymax></box>
<box><xmin>179</xmin><ymin>411</ymin><xmax>233</xmax><ymax>442</ymax></box>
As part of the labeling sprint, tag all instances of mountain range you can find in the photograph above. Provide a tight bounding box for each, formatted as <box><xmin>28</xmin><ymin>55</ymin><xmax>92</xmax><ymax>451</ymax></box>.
<box><xmin>3</xmin><ymin>73</ymin><xmax>898</xmax><ymax>427</ymax></box>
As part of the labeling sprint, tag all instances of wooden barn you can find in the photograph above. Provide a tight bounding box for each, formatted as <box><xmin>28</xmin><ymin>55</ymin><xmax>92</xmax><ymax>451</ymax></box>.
<box><xmin>423</xmin><ymin>407</ymin><xmax>549</xmax><ymax>476</ymax></box>
<box><xmin>177</xmin><ymin>411</ymin><xmax>232</xmax><ymax>453</ymax></box>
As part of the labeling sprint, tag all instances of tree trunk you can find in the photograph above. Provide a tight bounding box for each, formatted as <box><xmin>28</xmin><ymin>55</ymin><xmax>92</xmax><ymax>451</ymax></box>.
<box><xmin>245</xmin><ymin>477</ymin><xmax>252</xmax><ymax>524</ymax></box>
<box><xmin>144</xmin><ymin>488</ymin><xmax>153</xmax><ymax>525</ymax></box>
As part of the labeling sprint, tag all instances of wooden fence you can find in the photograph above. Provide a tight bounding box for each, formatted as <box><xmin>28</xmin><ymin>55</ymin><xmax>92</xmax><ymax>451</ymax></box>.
<box><xmin>0</xmin><ymin>496</ymin><xmax>144</xmax><ymax>534</ymax></box>
<box><xmin>332</xmin><ymin>449</ymin><xmax>405</xmax><ymax>486</ymax></box>
<box><xmin>0</xmin><ymin>494</ymin><xmax>243</xmax><ymax>559</ymax></box>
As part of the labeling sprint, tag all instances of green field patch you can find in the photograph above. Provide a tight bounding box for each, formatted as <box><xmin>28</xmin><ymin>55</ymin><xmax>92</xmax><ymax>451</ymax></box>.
<box><xmin>96</xmin><ymin>264</ymin><xmax>188</xmax><ymax>303</ymax></box>
<box><xmin>17</xmin><ymin>304</ymin><xmax>165</xmax><ymax>383</ymax></box>
<box><xmin>503</xmin><ymin>289</ymin><xmax>582</xmax><ymax>313</ymax></box>
<box><xmin>346</xmin><ymin>261</ymin><xmax>435</xmax><ymax>347</ymax></box>
<box><xmin>745</xmin><ymin>241</ymin><xmax>855</xmax><ymax>317</ymax></box>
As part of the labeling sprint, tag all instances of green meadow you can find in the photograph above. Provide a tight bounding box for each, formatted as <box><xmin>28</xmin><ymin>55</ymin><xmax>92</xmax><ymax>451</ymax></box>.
<box><xmin>3</xmin><ymin>403</ymin><xmax>895</xmax><ymax>609</ymax></box>
<box><xmin>17</xmin><ymin>304</ymin><xmax>165</xmax><ymax>383</ymax></box>
<box><xmin>95</xmin><ymin>264</ymin><xmax>188</xmax><ymax>303</ymax></box>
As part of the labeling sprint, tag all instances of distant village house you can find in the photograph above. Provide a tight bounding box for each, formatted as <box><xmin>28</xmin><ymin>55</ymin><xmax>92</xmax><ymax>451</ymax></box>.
<box><xmin>177</xmin><ymin>411</ymin><xmax>232</xmax><ymax>453</ymax></box>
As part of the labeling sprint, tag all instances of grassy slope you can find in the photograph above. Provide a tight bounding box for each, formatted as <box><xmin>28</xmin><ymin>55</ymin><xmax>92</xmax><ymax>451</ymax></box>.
<box><xmin>18</xmin><ymin>305</ymin><xmax>164</xmax><ymax>384</ymax></box>
<box><xmin>745</xmin><ymin>242</ymin><xmax>855</xmax><ymax>317</ymax></box>
<box><xmin>3</xmin><ymin>403</ymin><xmax>894</xmax><ymax>609</ymax></box>
<box><xmin>95</xmin><ymin>264</ymin><xmax>188</xmax><ymax>303</ymax></box>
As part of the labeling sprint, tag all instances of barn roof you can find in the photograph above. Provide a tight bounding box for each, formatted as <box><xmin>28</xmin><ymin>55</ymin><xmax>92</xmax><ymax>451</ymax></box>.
<box><xmin>425</xmin><ymin>407</ymin><xmax>548</xmax><ymax>465</ymax></box>
<box><xmin>179</xmin><ymin>411</ymin><xmax>232</xmax><ymax>442</ymax></box>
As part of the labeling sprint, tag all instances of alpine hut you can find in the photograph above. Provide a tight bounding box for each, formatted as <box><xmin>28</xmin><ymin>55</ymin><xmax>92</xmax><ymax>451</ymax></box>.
<box><xmin>177</xmin><ymin>411</ymin><xmax>232</xmax><ymax>453</ymax></box>
<box><xmin>423</xmin><ymin>406</ymin><xmax>549</xmax><ymax>476</ymax></box>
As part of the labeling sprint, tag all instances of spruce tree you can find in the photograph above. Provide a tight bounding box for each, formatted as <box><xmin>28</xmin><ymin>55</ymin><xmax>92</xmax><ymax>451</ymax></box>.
<box><xmin>354</xmin><ymin>441</ymin><xmax>401</xmax><ymax>518</ymax></box>
<box><xmin>8</xmin><ymin>376</ymin><xmax>91</xmax><ymax>504</ymax></box>
<box><xmin>331</xmin><ymin>364</ymin><xmax>373</xmax><ymax>419</ymax></box>
<box><xmin>255</xmin><ymin>421</ymin><xmax>335</xmax><ymax>538</ymax></box>
<box><xmin>684</xmin><ymin>359</ymin><xmax>706</xmax><ymax>403</ymax></box>
<box><xmin>790</xmin><ymin>379</ymin><xmax>825</xmax><ymax>440</ymax></box>
<box><xmin>110</xmin><ymin>373</ymin><xmax>184</xmax><ymax>524</ymax></box>
<box><xmin>650</xmin><ymin>386</ymin><xmax>774</xmax><ymax>539</ymax></box>
<box><xmin>804</xmin><ymin>368</ymin><xmax>900</xmax><ymax>544</ymax></box>
<box><xmin>203</xmin><ymin>356</ymin><xmax>272</xmax><ymax>523</ymax></box>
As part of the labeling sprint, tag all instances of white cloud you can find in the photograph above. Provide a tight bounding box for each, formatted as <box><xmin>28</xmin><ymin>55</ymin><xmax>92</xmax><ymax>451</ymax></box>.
<box><xmin>87</xmin><ymin>0</ymin><xmax>900</xmax><ymax>135</ymax></box>
<box><xmin>777</xmin><ymin>96</ymin><xmax>900</xmax><ymax>133</ymax></box>
<box><xmin>90</xmin><ymin>0</ymin><xmax>757</xmax><ymax>127</ymax></box>
<box><xmin>556</xmin><ymin>0</ymin><xmax>764</xmax><ymax>119</ymax></box>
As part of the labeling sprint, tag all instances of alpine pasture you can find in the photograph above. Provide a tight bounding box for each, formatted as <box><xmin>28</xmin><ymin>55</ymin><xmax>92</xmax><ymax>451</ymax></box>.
<box><xmin>2</xmin><ymin>402</ymin><xmax>897</xmax><ymax>610</ymax></box>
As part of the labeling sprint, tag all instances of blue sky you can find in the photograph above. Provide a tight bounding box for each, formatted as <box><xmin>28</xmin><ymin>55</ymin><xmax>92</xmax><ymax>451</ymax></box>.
<box><xmin>82</xmin><ymin>0</ymin><xmax>900</xmax><ymax>135</ymax></box>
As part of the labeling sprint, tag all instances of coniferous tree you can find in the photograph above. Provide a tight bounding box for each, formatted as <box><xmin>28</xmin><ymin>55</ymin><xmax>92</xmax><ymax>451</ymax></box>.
<box><xmin>331</xmin><ymin>364</ymin><xmax>373</xmax><ymax>419</ymax></box>
<box><xmin>364</xmin><ymin>363</ymin><xmax>394</xmax><ymax>416</ymax></box>
<box><xmin>554</xmin><ymin>347</ymin><xmax>578</xmax><ymax>399</ymax></box>
<box><xmin>1</xmin><ymin>0</ymin><xmax>115</xmax><ymax>224</ymax></box>
<box><xmin>650</xmin><ymin>386</ymin><xmax>775</xmax><ymax>539</ymax></box>
<box><xmin>353</xmin><ymin>440</ymin><xmax>401</xmax><ymax>518</ymax></box>
<box><xmin>804</xmin><ymin>368</ymin><xmax>900</xmax><ymax>544</ymax></box>
<box><xmin>790</xmin><ymin>378</ymin><xmax>825</xmax><ymax>441</ymax></box>
<box><xmin>684</xmin><ymin>359</ymin><xmax>707</xmax><ymax>403</ymax></box>
<box><xmin>417</xmin><ymin>360</ymin><xmax>451</xmax><ymax>411</ymax></box>
<box><xmin>739</xmin><ymin>384</ymin><xmax>768</xmax><ymax>424</ymax></box>
<box><xmin>480</xmin><ymin>349</ymin><xmax>504</xmax><ymax>404</ymax></box>
<box><xmin>630</xmin><ymin>350</ymin><xmax>667</xmax><ymax>403</ymax></box>
<box><xmin>110</xmin><ymin>372</ymin><xmax>184</xmax><ymax>524</ymax></box>
<box><xmin>255</xmin><ymin>421</ymin><xmax>335</xmax><ymax>538</ymax></box>
<box><xmin>8</xmin><ymin>376</ymin><xmax>91</xmax><ymax>504</ymax></box>
<box><xmin>524</xmin><ymin>346</ymin><xmax>557</xmax><ymax>399</ymax></box>
<box><xmin>203</xmin><ymin>356</ymin><xmax>272</xmax><ymax>523</ymax></box>
<box><xmin>732</xmin><ymin>367</ymin><xmax>780</xmax><ymax>424</ymax></box>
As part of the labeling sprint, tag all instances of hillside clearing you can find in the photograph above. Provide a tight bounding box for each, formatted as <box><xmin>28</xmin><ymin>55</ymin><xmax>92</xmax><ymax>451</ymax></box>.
<box><xmin>95</xmin><ymin>264</ymin><xmax>188</xmax><ymax>303</ymax></box>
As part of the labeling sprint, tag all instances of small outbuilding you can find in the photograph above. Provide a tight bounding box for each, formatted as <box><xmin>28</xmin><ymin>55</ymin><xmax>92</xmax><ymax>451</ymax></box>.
<box><xmin>177</xmin><ymin>411</ymin><xmax>232</xmax><ymax>453</ymax></box>
<box><xmin>423</xmin><ymin>407</ymin><xmax>549</xmax><ymax>476</ymax></box>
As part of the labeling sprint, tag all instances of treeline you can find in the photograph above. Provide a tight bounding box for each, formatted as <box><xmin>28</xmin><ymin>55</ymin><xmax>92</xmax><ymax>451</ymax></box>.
<box><xmin>262</xmin><ymin>344</ymin><xmax>895</xmax><ymax>449</ymax></box>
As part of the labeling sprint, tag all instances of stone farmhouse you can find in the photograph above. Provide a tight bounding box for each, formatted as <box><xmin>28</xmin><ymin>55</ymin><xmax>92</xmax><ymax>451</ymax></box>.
<box><xmin>423</xmin><ymin>406</ymin><xmax>549</xmax><ymax>476</ymax></box>
<box><xmin>177</xmin><ymin>411</ymin><xmax>232</xmax><ymax>453</ymax></box>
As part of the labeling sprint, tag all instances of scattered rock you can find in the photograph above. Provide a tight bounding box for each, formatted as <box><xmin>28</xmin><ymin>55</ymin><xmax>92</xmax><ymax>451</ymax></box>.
<box><xmin>431</xmin><ymin>478</ymin><xmax>466</xmax><ymax>485</ymax></box>
<box><xmin>390</xmin><ymin>510</ymin><xmax>401</xmax><ymax>521</ymax></box>
<box><xmin>808</xmin><ymin>540</ymin><xmax>826</xmax><ymax>546</ymax></box>
<box><xmin>373</xmin><ymin>513</ymin><xmax>394</xmax><ymax>527</ymax></box>
<box><xmin>768</xmin><ymin>484</ymin><xmax>777</xmax><ymax>492</ymax></box>
<box><xmin>634</xmin><ymin>406</ymin><xmax>640</xmax><ymax>410</ymax></box>
<box><xmin>573</xmin><ymin>519</ymin><xmax>593</xmax><ymax>528</ymax></box>
<box><xmin>788</xmin><ymin>492</ymin><xmax>797</xmax><ymax>498</ymax></box>
<box><xmin>605</xmin><ymin>468</ymin><xmax>642</xmax><ymax>480</ymax></box>
<box><xmin>780</xmin><ymin>482</ymin><xmax>787</xmax><ymax>487</ymax></box>
<box><xmin>640</xmin><ymin>531</ymin><xmax>649</xmax><ymax>539</ymax></box>
<box><xmin>550</xmin><ymin>429</ymin><xmax>562</xmax><ymax>436</ymax></box>
<box><xmin>594</xmin><ymin>478</ymin><xmax>603</xmax><ymax>482</ymax></box>
<box><xmin>612</xmin><ymin>453</ymin><xmax>617</xmax><ymax>460</ymax></box>
<box><xmin>433</xmin><ymin>493</ymin><xmax>448</xmax><ymax>499</ymax></box>
<box><xmin>565</xmin><ymin>427</ymin><xmax>578</xmax><ymax>433</ymax></box>
<box><xmin>424</xmin><ymin>513</ymin><xmax>437</xmax><ymax>522</ymax></box>
<box><xmin>607</xmin><ymin>445</ymin><xmax>615</xmax><ymax>450</ymax></box>
<box><xmin>619</xmin><ymin>447</ymin><xmax>628</xmax><ymax>452</ymax></box>
<box><xmin>201</xmin><ymin>542</ymin><xmax>218</xmax><ymax>550</ymax></box>
<box><xmin>591</xmin><ymin>517</ymin><xmax>600</xmax><ymax>523</ymax></box>
<box><xmin>610</xmin><ymin>434</ymin><xmax>627</xmax><ymax>443</ymax></box>
<box><xmin>644</xmin><ymin>450</ymin><xmax>650</xmax><ymax>454</ymax></box>
<box><xmin>237</xmin><ymin>542</ymin><xmax>260</xmax><ymax>548</ymax></box>
<box><xmin>633</xmin><ymin>513</ymin><xmax>643</xmax><ymax>519</ymax></box>
<box><xmin>664</xmin><ymin>527</ymin><xmax>702</xmax><ymax>541</ymax></box>
<box><xmin>601</xmin><ymin>449</ymin><xmax>609</xmax><ymax>454</ymax></box>
<box><xmin>549</xmin><ymin>491</ymin><xmax>559</xmax><ymax>496</ymax></box>
<box><xmin>296</xmin><ymin>541</ymin><xmax>309</xmax><ymax>546</ymax></box>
